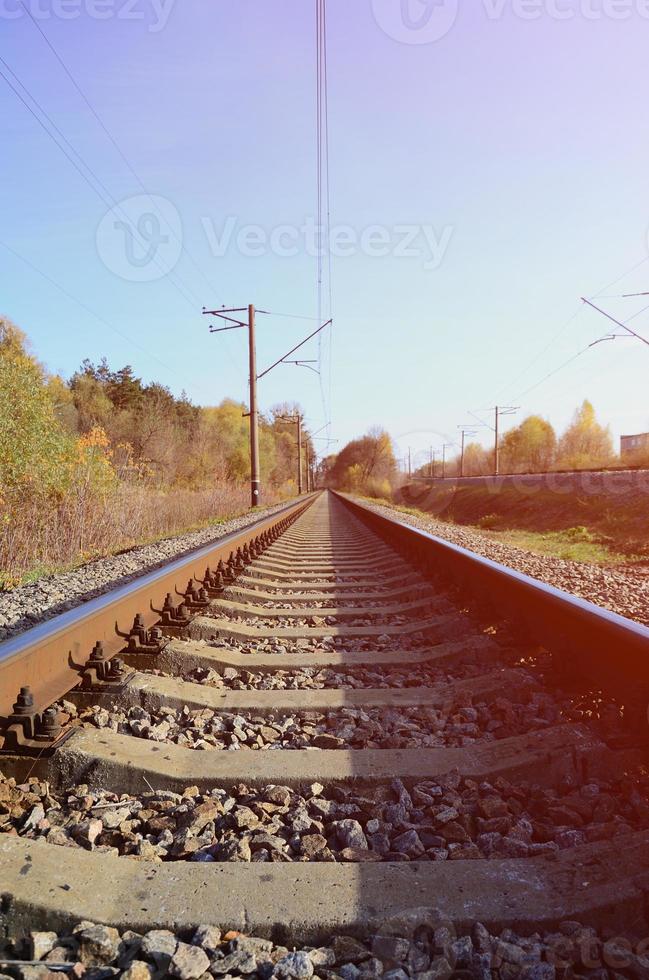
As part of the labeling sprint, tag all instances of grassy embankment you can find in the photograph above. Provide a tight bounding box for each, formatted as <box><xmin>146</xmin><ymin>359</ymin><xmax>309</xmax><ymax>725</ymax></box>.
<box><xmin>389</xmin><ymin>480</ymin><xmax>649</xmax><ymax>565</ymax></box>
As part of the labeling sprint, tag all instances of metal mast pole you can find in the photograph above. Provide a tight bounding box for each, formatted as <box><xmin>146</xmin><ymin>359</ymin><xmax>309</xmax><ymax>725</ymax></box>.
<box><xmin>248</xmin><ymin>304</ymin><xmax>260</xmax><ymax>507</ymax></box>
<box><xmin>297</xmin><ymin>415</ymin><xmax>303</xmax><ymax>494</ymax></box>
<box><xmin>494</xmin><ymin>406</ymin><xmax>499</xmax><ymax>477</ymax></box>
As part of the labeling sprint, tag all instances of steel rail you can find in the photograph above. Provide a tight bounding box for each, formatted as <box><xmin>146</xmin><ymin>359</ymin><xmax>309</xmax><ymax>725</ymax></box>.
<box><xmin>336</xmin><ymin>493</ymin><xmax>649</xmax><ymax>702</ymax></box>
<box><xmin>0</xmin><ymin>494</ymin><xmax>318</xmax><ymax>728</ymax></box>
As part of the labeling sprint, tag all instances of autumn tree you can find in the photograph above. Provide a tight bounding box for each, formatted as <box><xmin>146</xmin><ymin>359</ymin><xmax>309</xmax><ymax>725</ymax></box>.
<box><xmin>499</xmin><ymin>415</ymin><xmax>557</xmax><ymax>473</ymax></box>
<box><xmin>556</xmin><ymin>400</ymin><xmax>614</xmax><ymax>469</ymax></box>
<box><xmin>0</xmin><ymin>317</ymin><xmax>72</xmax><ymax>499</ymax></box>
<box><xmin>327</xmin><ymin>429</ymin><xmax>396</xmax><ymax>497</ymax></box>
<box><xmin>462</xmin><ymin>442</ymin><xmax>492</xmax><ymax>476</ymax></box>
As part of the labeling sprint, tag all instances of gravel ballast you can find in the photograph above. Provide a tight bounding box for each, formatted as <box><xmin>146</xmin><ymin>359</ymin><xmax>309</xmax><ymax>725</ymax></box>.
<box><xmin>4</xmin><ymin>768</ymin><xmax>649</xmax><ymax>866</ymax></box>
<box><xmin>0</xmin><ymin>501</ymin><xmax>293</xmax><ymax>642</ymax></box>
<box><xmin>177</xmin><ymin>661</ymin><xmax>490</xmax><ymax>692</ymax></box>
<box><xmin>3</xmin><ymin>914</ymin><xmax>646</xmax><ymax>979</ymax></box>
<box><xmin>61</xmin><ymin>679</ymin><xmax>586</xmax><ymax>752</ymax></box>
<box><xmin>355</xmin><ymin>499</ymin><xmax>649</xmax><ymax>626</ymax></box>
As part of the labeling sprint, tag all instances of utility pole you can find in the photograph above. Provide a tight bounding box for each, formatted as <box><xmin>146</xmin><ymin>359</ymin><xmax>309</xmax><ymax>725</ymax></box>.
<box><xmin>429</xmin><ymin>448</ymin><xmax>439</xmax><ymax>479</ymax></box>
<box><xmin>204</xmin><ymin>304</ymin><xmax>260</xmax><ymax>507</ymax></box>
<box><xmin>457</xmin><ymin>426</ymin><xmax>477</xmax><ymax>478</ymax></box>
<box><xmin>492</xmin><ymin>406</ymin><xmax>518</xmax><ymax>476</ymax></box>
<box><xmin>248</xmin><ymin>305</ymin><xmax>260</xmax><ymax>505</ymax></box>
<box><xmin>279</xmin><ymin>414</ymin><xmax>304</xmax><ymax>494</ymax></box>
<box><xmin>297</xmin><ymin>415</ymin><xmax>303</xmax><ymax>493</ymax></box>
<box><xmin>408</xmin><ymin>447</ymin><xmax>412</xmax><ymax>478</ymax></box>
<box><xmin>441</xmin><ymin>443</ymin><xmax>454</xmax><ymax>480</ymax></box>
<box><xmin>204</xmin><ymin>307</ymin><xmax>332</xmax><ymax>508</ymax></box>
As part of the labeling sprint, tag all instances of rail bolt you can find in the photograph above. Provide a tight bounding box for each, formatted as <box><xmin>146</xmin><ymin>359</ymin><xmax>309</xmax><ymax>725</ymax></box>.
<box><xmin>37</xmin><ymin>707</ymin><xmax>62</xmax><ymax>741</ymax></box>
<box><xmin>12</xmin><ymin>686</ymin><xmax>35</xmax><ymax>715</ymax></box>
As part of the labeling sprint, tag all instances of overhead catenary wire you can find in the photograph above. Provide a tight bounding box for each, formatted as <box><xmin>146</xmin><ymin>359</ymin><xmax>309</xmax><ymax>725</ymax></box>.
<box><xmin>316</xmin><ymin>0</ymin><xmax>333</xmax><ymax>440</ymax></box>
<box><xmin>0</xmin><ymin>48</ymin><xmax>244</xmax><ymax>384</ymax></box>
<box><xmin>492</xmin><ymin>252</ymin><xmax>649</xmax><ymax>406</ymax></box>
<box><xmin>0</xmin><ymin>56</ymin><xmax>201</xmax><ymax>309</ymax></box>
<box><xmin>1</xmin><ymin>40</ymin><xmax>247</xmax><ymax>386</ymax></box>
<box><xmin>15</xmin><ymin>1</ymin><xmax>236</xmax><ymax>319</ymax></box>
<box><xmin>511</xmin><ymin>300</ymin><xmax>649</xmax><ymax>401</ymax></box>
<box><xmin>0</xmin><ymin>238</ymin><xmax>214</xmax><ymax>397</ymax></box>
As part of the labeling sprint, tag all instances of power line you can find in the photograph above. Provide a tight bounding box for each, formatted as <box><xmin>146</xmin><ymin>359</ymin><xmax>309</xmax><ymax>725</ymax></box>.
<box><xmin>492</xmin><ymin>305</ymin><xmax>585</xmax><ymax>402</ymax></box>
<box><xmin>581</xmin><ymin>297</ymin><xmax>649</xmax><ymax>347</ymax></box>
<box><xmin>0</xmin><ymin>238</ymin><xmax>208</xmax><ymax>394</ymax></box>
<box><xmin>0</xmin><ymin>60</ymin><xmax>113</xmax><ymax>211</ymax></box>
<box><xmin>316</xmin><ymin>0</ymin><xmax>333</xmax><ymax>441</ymax></box>
<box><xmin>16</xmin><ymin>1</ymin><xmax>233</xmax><ymax>319</ymax></box>
<box><xmin>0</xmin><ymin>48</ymin><xmax>250</xmax><ymax>386</ymax></box>
<box><xmin>0</xmin><ymin>56</ymin><xmax>201</xmax><ymax>309</ymax></box>
<box><xmin>256</xmin><ymin>311</ymin><xmax>321</xmax><ymax>321</ymax></box>
<box><xmin>493</xmin><ymin>252</ymin><xmax>649</xmax><ymax>404</ymax></box>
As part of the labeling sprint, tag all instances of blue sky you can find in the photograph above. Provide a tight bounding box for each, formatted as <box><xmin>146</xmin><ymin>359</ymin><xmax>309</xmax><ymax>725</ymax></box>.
<box><xmin>2</xmin><ymin>0</ymin><xmax>648</xmax><ymax>472</ymax></box>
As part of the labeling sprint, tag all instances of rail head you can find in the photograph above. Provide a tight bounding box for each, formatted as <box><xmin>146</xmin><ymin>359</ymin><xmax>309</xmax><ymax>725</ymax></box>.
<box><xmin>0</xmin><ymin>493</ymin><xmax>320</xmax><ymax>729</ymax></box>
<box><xmin>335</xmin><ymin>492</ymin><xmax>649</xmax><ymax>695</ymax></box>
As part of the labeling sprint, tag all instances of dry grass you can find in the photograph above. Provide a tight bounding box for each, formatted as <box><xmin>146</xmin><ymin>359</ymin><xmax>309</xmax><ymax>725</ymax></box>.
<box><xmin>0</xmin><ymin>483</ymin><xmax>274</xmax><ymax>586</ymax></box>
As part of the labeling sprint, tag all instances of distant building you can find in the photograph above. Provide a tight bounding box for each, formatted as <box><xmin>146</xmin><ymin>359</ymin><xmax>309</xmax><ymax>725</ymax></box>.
<box><xmin>620</xmin><ymin>432</ymin><xmax>649</xmax><ymax>456</ymax></box>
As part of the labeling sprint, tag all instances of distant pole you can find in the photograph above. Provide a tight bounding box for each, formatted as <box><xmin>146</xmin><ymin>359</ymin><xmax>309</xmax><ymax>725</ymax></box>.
<box><xmin>248</xmin><ymin>305</ymin><xmax>261</xmax><ymax>506</ymax></box>
<box><xmin>441</xmin><ymin>443</ymin><xmax>454</xmax><ymax>480</ymax></box>
<box><xmin>429</xmin><ymin>446</ymin><xmax>433</xmax><ymax>478</ymax></box>
<box><xmin>460</xmin><ymin>429</ymin><xmax>466</xmax><ymax>477</ymax></box>
<box><xmin>408</xmin><ymin>447</ymin><xmax>412</xmax><ymax>478</ymax></box>
<box><xmin>297</xmin><ymin>415</ymin><xmax>303</xmax><ymax>494</ymax></box>
<box><xmin>488</xmin><ymin>405</ymin><xmax>517</xmax><ymax>477</ymax></box>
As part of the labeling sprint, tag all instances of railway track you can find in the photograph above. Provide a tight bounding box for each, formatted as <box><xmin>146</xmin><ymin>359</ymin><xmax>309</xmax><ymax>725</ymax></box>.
<box><xmin>2</xmin><ymin>489</ymin><xmax>649</xmax><ymax>978</ymax></box>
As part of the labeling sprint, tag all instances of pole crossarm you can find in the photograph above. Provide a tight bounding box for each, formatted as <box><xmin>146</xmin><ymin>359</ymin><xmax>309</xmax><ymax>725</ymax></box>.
<box><xmin>203</xmin><ymin>307</ymin><xmax>248</xmax><ymax>314</ymax></box>
<box><xmin>209</xmin><ymin>323</ymin><xmax>245</xmax><ymax>333</ymax></box>
<box><xmin>257</xmin><ymin>319</ymin><xmax>332</xmax><ymax>380</ymax></box>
